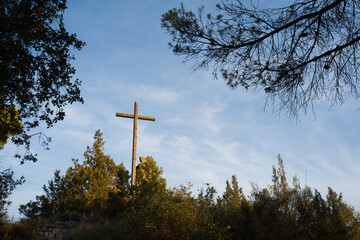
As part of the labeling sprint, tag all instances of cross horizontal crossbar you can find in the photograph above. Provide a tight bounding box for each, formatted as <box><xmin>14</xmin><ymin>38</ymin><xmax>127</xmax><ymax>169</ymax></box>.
<box><xmin>116</xmin><ymin>112</ymin><xmax>155</xmax><ymax>121</ymax></box>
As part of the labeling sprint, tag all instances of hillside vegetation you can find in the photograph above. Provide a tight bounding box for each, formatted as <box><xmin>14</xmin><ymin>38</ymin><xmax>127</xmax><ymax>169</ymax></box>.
<box><xmin>1</xmin><ymin>130</ymin><xmax>359</xmax><ymax>240</ymax></box>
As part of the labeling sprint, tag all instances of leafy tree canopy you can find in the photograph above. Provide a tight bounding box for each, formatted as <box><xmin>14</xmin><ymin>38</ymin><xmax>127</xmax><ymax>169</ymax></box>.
<box><xmin>63</xmin><ymin>130</ymin><xmax>122</xmax><ymax>213</ymax></box>
<box><xmin>134</xmin><ymin>156</ymin><xmax>167</xmax><ymax>198</ymax></box>
<box><xmin>0</xmin><ymin>168</ymin><xmax>24</xmax><ymax>219</ymax></box>
<box><xmin>19</xmin><ymin>130</ymin><xmax>124</xmax><ymax>218</ymax></box>
<box><xmin>162</xmin><ymin>0</ymin><xmax>360</xmax><ymax>118</ymax></box>
<box><xmin>0</xmin><ymin>106</ymin><xmax>22</xmax><ymax>150</ymax></box>
<box><xmin>0</xmin><ymin>0</ymin><xmax>85</xmax><ymax>162</ymax></box>
<box><xmin>17</xmin><ymin>149</ymin><xmax>360</xmax><ymax>240</ymax></box>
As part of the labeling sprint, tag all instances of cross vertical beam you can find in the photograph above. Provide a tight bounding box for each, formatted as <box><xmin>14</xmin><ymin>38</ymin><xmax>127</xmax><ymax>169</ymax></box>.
<box><xmin>131</xmin><ymin>102</ymin><xmax>138</xmax><ymax>186</ymax></box>
<box><xmin>116</xmin><ymin>101</ymin><xmax>155</xmax><ymax>186</ymax></box>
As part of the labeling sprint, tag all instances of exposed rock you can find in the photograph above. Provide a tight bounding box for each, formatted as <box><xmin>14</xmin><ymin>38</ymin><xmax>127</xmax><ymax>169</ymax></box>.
<box><xmin>36</xmin><ymin>220</ymin><xmax>79</xmax><ymax>240</ymax></box>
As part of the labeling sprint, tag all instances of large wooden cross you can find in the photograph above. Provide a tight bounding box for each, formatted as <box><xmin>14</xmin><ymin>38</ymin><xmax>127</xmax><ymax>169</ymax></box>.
<box><xmin>115</xmin><ymin>102</ymin><xmax>155</xmax><ymax>186</ymax></box>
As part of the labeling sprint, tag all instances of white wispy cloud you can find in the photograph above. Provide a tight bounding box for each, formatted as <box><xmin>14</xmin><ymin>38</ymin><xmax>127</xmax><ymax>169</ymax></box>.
<box><xmin>133</xmin><ymin>85</ymin><xmax>180</xmax><ymax>104</ymax></box>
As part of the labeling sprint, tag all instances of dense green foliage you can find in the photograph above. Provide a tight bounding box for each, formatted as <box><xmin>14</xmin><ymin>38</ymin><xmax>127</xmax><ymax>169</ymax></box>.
<box><xmin>0</xmin><ymin>218</ymin><xmax>38</xmax><ymax>240</ymax></box>
<box><xmin>15</xmin><ymin>137</ymin><xmax>359</xmax><ymax>240</ymax></box>
<box><xmin>0</xmin><ymin>106</ymin><xmax>24</xmax><ymax>219</ymax></box>
<box><xmin>0</xmin><ymin>0</ymin><xmax>85</xmax><ymax>162</ymax></box>
<box><xmin>9</xmin><ymin>130</ymin><xmax>360</xmax><ymax>239</ymax></box>
<box><xmin>19</xmin><ymin>130</ymin><xmax>124</xmax><ymax>219</ymax></box>
<box><xmin>162</xmin><ymin>0</ymin><xmax>360</xmax><ymax>118</ymax></box>
<box><xmin>1</xmin><ymin>1</ymin><xmax>83</xmax><ymax>231</ymax></box>
<box><xmin>0</xmin><ymin>168</ymin><xmax>24</xmax><ymax>219</ymax></box>
<box><xmin>0</xmin><ymin>168</ymin><xmax>26</xmax><ymax>239</ymax></box>
<box><xmin>73</xmin><ymin>155</ymin><xmax>360</xmax><ymax>240</ymax></box>
<box><xmin>0</xmin><ymin>106</ymin><xmax>22</xmax><ymax>150</ymax></box>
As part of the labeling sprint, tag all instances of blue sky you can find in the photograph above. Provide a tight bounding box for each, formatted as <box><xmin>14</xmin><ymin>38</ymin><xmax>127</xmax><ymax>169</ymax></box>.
<box><xmin>3</xmin><ymin>0</ymin><xmax>360</xmax><ymax>219</ymax></box>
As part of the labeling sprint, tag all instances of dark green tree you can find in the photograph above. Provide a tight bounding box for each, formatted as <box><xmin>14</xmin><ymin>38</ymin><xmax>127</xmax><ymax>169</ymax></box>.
<box><xmin>219</xmin><ymin>175</ymin><xmax>245</xmax><ymax>207</ymax></box>
<box><xmin>73</xmin><ymin>155</ymin><xmax>360</xmax><ymax>240</ymax></box>
<box><xmin>0</xmin><ymin>0</ymin><xmax>85</xmax><ymax>162</ymax></box>
<box><xmin>162</xmin><ymin>0</ymin><xmax>360</xmax><ymax>117</ymax></box>
<box><xmin>19</xmin><ymin>130</ymin><xmax>124</xmax><ymax>219</ymax></box>
<box><xmin>216</xmin><ymin>175</ymin><xmax>249</xmax><ymax>239</ymax></box>
<box><xmin>80</xmin><ymin>162</ymin><xmax>229</xmax><ymax>240</ymax></box>
<box><xmin>242</xmin><ymin>155</ymin><xmax>360</xmax><ymax>240</ymax></box>
<box><xmin>106</xmin><ymin>163</ymin><xmax>131</xmax><ymax>217</ymax></box>
<box><xmin>134</xmin><ymin>156</ymin><xmax>167</xmax><ymax>199</ymax></box>
<box><xmin>62</xmin><ymin>130</ymin><xmax>121</xmax><ymax>214</ymax></box>
<box><xmin>0</xmin><ymin>168</ymin><xmax>24</xmax><ymax>218</ymax></box>
<box><xmin>19</xmin><ymin>169</ymin><xmax>65</xmax><ymax>219</ymax></box>
<box><xmin>0</xmin><ymin>106</ymin><xmax>23</xmax><ymax>219</ymax></box>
